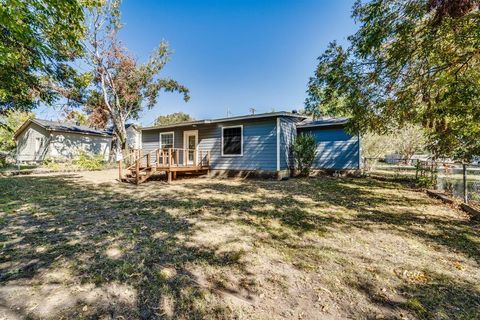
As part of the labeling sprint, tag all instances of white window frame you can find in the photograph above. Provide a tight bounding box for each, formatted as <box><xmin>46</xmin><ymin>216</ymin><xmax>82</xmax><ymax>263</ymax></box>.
<box><xmin>34</xmin><ymin>137</ymin><xmax>43</xmax><ymax>153</ymax></box>
<box><xmin>159</xmin><ymin>131</ymin><xmax>175</xmax><ymax>149</ymax></box>
<box><xmin>221</xmin><ymin>125</ymin><xmax>243</xmax><ymax>157</ymax></box>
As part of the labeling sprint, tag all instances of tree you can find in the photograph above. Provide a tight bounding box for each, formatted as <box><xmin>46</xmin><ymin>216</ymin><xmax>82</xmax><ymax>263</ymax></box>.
<box><xmin>0</xmin><ymin>110</ymin><xmax>34</xmax><ymax>152</ymax></box>
<box><xmin>361</xmin><ymin>133</ymin><xmax>393</xmax><ymax>160</ymax></box>
<box><xmin>305</xmin><ymin>0</ymin><xmax>480</xmax><ymax>161</ymax></box>
<box><xmin>393</xmin><ymin>124</ymin><xmax>426</xmax><ymax>161</ymax></box>
<box><xmin>0</xmin><ymin>0</ymin><xmax>86</xmax><ymax>113</ymax></box>
<box><xmin>292</xmin><ymin>133</ymin><xmax>317</xmax><ymax>176</ymax></box>
<box><xmin>64</xmin><ymin>110</ymin><xmax>89</xmax><ymax>126</ymax></box>
<box><xmin>81</xmin><ymin>0</ymin><xmax>189</xmax><ymax>153</ymax></box>
<box><xmin>153</xmin><ymin>112</ymin><xmax>194</xmax><ymax>126</ymax></box>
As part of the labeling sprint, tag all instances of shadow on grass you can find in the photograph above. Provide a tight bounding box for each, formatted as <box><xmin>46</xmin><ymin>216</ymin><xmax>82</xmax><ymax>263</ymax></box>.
<box><xmin>179</xmin><ymin>176</ymin><xmax>480</xmax><ymax>319</ymax></box>
<box><xmin>0</xmin><ymin>175</ymin><xmax>248</xmax><ymax>319</ymax></box>
<box><xmin>351</xmin><ymin>271</ymin><xmax>480</xmax><ymax>320</ymax></box>
<box><xmin>0</xmin><ymin>174</ymin><xmax>479</xmax><ymax>319</ymax></box>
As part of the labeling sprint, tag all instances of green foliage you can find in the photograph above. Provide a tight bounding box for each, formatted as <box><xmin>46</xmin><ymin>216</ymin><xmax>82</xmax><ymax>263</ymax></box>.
<box><xmin>0</xmin><ymin>110</ymin><xmax>34</xmax><ymax>151</ymax></box>
<box><xmin>64</xmin><ymin>110</ymin><xmax>90</xmax><ymax>126</ymax></box>
<box><xmin>77</xmin><ymin>0</ymin><xmax>190</xmax><ymax>150</ymax></box>
<box><xmin>0</xmin><ymin>156</ymin><xmax>7</xmax><ymax>168</ymax></box>
<box><xmin>72</xmin><ymin>151</ymin><xmax>106</xmax><ymax>170</ymax></box>
<box><xmin>154</xmin><ymin>112</ymin><xmax>194</xmax><ymax>126</ymax></box>
<box><xmin>361</xmin><ymin>132</ymin><xmax>394</xmax><ymax>159</ymax></box>
<box><xmin>415</xmin><ymin>161</ymin><xmax>438</xmax><ymax>189</ymax></box>
<box><xmin>42</xmin><ymin>158</ymin><xmax>61</xmax><ymax>171</ymax></box>
<box><xmin>305</xmin><ymin>0</ymin><xmax>480</xmax><ymax>161</ymax></box>
<box><xmin>362</xmin><ymin>125</ymin><xmax>426</xmax><ymax>160</ymax></box>
<box><xmin>392</xmin><ymin>125</ymin><xmax>426</xmax><ymax>160</ymax></box>
<box><xmin>292</xmin><ymin>134</ymin><xmax>317</xmax><ymax>176</ymax></box>
<box><xmin>0</xmin><ymin>0</ymin><xmax>86</xmax><ymax>112</ymax></box>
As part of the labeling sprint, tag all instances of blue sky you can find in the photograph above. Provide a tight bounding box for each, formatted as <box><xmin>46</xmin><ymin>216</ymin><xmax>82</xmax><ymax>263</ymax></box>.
<box><xmin>37</xmin><ymin>0</ymin><xmax>357</xmax><ymax>126</ymax></box>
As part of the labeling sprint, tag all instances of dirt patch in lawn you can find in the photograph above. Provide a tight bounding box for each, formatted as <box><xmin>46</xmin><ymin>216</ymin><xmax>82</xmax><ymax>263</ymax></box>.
<box><xmin>0</xmin><ymin>171</ymin><xmax>479</xmax><ymax>319</ymax></box>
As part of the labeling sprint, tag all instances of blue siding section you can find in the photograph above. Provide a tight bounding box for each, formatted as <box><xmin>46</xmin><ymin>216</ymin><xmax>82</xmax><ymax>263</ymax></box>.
<box><xmin>198</xmin><ymin>120</ymin><xmax>277</xmax><ymax>171</ymax></box>
<box><xmin>142</xmin><ymin>119</ymin><xmax>278</xmax><ymax>171</ymax></box>
<box><xmin>279</xmin><ymin>117</ymin><xmax>297</xmax><ymax>170</ymax></box>
<box><xmin>297</xmin><ymin>126</ymin><xmax>360</xmax><ymax>170</ymax></box>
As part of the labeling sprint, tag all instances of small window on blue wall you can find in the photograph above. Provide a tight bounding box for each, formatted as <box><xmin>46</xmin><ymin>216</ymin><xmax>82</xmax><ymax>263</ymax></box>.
<box><xmin>222</xmin><ymin>126</ymin><xmax>243</xmax><ymax>156</ymax></box>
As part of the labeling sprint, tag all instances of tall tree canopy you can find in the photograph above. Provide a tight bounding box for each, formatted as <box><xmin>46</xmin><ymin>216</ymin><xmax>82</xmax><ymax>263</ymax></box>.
<box><xmin>79</xmin><ymin>0</ymin><xmax>190</xmax><ymax>151</ymax></box>
<box><xmin>153</xmin><ymin>112</ymin><xmax>194</xmax><ymax>126</ymax></box>
<box><xmin>0</xmin><ymin>110</ymin><xmax>34</xmax><ymax>152</ymax></box>
<box><xmin>0</xmin><ymin>0</ymin><xmax>86</xmax><ymax>113</ymax></box>
<box><xmin>306</xmin><ymin>0</ymin><xmax>480</xmax><ymax>160</ymax></box>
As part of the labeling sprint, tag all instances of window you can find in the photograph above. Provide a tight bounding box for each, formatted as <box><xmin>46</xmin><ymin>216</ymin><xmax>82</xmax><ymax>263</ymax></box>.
<box><xmin>160</xmin><ymin>132</ymin><xmax>174</xmax><ymax>149</ymax></box>
<box><xmin>222</xmin><ymin>125</ymin><xmax>243</xmax><ymax>156</ymax></box>
<box><xmin>34</xmin><ymin>137</ymin><xmax>43</xmax><ymax>153</ymax></box>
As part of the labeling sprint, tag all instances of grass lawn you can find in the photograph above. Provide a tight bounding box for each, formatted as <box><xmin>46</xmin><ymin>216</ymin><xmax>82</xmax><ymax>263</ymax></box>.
<box><xmin>0</xmin><ymin>171</ymin><xmax>479</xmax><ymax>319</ymax></box>
<box><xmin>0</xmin><ymin>164</ymin><xmax>37</xmax><ymax>173</ymax></box>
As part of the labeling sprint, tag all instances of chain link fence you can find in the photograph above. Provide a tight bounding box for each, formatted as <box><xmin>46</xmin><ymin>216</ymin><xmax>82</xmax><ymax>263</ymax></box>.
<box><xmin>363</xmin><ymin>157</ymin><xmax>480</xmax><ymax>207</ymax></box>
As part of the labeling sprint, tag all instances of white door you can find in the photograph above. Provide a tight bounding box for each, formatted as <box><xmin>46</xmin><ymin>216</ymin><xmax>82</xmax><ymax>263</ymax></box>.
<box><xmin>183</xmin><ymin>130</ymin><xmax>198</xmax><ymax>165</ymax></box>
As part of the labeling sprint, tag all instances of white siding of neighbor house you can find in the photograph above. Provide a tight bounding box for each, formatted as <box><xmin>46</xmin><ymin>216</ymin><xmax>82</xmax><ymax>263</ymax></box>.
<box><xmin>16</xmin><ymin>123</ymin><xmax>50</xmax><ymax>162</ymax></box>
<box><xmin>126</xmin><ymin>126</ymin><xmax>141</xmax><ymax>149</ymax></box>
<box><xmin>15</xmin><ymin>122</ymin><xmax>112</xmax><ymax>162</ymax></box>
<box><xmin>48</xmin><ymin>132</ymin><xmax>112</xmax><ymax>161</ymax></box>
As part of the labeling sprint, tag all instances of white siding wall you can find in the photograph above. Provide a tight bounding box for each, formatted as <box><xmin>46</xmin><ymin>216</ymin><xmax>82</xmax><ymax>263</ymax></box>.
<box><xmin>48</xmin><ymin>132</ymin><xmax>112</xmax><ymax>161</ymax></box>
<box><xmin>16</xmin><ymin>123</ymin><xmax>50</xmax><ymax>162</ymax></box>
<box><xmin>126</xmin><ymin>126</ymin><xmax>141</xmax><ymax>149</ymax></box>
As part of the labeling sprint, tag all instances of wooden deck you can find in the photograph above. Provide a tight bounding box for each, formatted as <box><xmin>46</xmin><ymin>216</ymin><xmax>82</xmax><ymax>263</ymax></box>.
<box><xmin>119</xmin><ymin>148</ymin><xmax>210</xmax><ymax>184</ymax></box>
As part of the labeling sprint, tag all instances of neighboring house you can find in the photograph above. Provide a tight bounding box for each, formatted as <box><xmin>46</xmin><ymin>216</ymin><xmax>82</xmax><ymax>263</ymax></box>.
<box><xmin>13</xmin><ymin>119</ymin><xmax>141</xmax><ymax>163</ymax></box>
<box><xmin>140</xmin><ymin>111</ymin><xmax>360</xmax><ymax>178</ymax></box>
<box><xmin>14</xmin><ymin>119</ymin><xmax>112</xmax><ymax>162</ymax></box>
<box><xmin>105</xmin><ymin>123</ymin><xmax>142</xmax><ymax>150</ymax></box>
<box><xmin>125</xmin><ymin>124</ymin><xmax>142</xmax><ymax>150</ymax></box>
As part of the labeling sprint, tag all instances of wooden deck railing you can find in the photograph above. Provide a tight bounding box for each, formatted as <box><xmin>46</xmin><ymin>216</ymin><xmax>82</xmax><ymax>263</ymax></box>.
<box><xmin>119</xmin><ymin>148</ymin><xmax>211</xmax><ymax>184</ymax></box>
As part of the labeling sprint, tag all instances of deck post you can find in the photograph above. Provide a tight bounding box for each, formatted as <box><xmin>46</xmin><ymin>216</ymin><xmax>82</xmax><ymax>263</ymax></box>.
<box><xmin>167</xmin><ymin>171</ymin><xmax>172</xmax><ymax>183</ymax></box>
<box><xmin>135</xmin><ymin>157</ymin><xmax>140</xmax><ymax>185</ymax></box>
<box><xmin>156</xmin><ymin>149</ymin><xmax>160</xmax><ymax>168</ymax></box>
<box><xmin>147</xmin><ymin>153</ymin><xmax>150</xmax><ymax>168</ymax></box>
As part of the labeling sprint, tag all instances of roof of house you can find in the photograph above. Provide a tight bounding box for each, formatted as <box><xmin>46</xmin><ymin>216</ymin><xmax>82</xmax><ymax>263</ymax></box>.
<box><xmin>14</xmin><ymin>119</ymin><xmax>141</xmax><ymax>140</ymax></box>
<box><xmin>297</xmin><ymin>117</ymin><xmax>350</xmax><ymax>129</ymax></box>
<box><xmin>14</xmin><ymin>119</ymin><xmax>112</xmax><ymax>139</ymax></box>
<box><xmin>142</xmin><ymin>111</ymin><xmax>307</xmax><ymax>131</ymax></box>
<box><xmin>105</xmin><ymin>123</ymin><xmax>139</xmax><ymax>134</ymax></box>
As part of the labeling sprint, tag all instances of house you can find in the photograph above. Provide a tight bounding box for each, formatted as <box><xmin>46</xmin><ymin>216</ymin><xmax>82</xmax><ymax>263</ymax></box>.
<box><xmin>130</xmin><ymin>111</ymin><xmax>359</xmax><ymax>183</ymax></box>
<box><xmin>14</xmin><ymin>119</ymin><xmax>140</xmax><ymax>162</ymax></box>
<box><xmin>297</xmin><ymin>117</ymin><xmax>360</xmax><ymax>170</ymax></box>
<box><xmin>124</xmin><ymin>124</ymin><xmax>142</xmax><ymax>150</ymax></box>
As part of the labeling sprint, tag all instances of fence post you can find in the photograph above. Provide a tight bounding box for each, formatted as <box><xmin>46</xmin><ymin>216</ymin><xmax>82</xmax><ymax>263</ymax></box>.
<box><xmin>463</xmin><ymin>163</ymin><xmax>468</xmax><ymax>204</ymax></box>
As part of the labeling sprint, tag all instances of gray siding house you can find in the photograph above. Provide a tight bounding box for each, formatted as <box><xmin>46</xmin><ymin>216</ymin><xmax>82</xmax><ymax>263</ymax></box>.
<box><xmin>14</xmin><ymin>119</ymin><xmax>112</xmax><ymax>162</ymax></box>
<box><xmin>141</xmin><ymin>112</ymin><xmax>360</xmax><ymax>177</ymax></box>
<box><xmin>14</xmin><ymin>119</ymin><xmax>141</xmax><ymax>163</ymax></box>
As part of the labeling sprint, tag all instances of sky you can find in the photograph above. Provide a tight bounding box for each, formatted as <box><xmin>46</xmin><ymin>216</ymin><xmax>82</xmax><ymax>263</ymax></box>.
<box><xmin>36</xmin><ymin>0</ymin><xmax>357</xmax><ymax>127</ymax></box>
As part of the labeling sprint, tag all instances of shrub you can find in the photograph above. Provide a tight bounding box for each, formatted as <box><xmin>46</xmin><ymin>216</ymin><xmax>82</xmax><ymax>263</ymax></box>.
<box><xmin>43</xmin><ymin>158</ymin><xmax>61</xmax><ymax>171</ymax></box>
<box><xmin>0</xmin><ymin>157</ymin><xmax>7</xmax><ymax>168</ymax></box>
<box><xmin>73</xmin><ymin>152</ymin><xmax>106</xmax><ymax>171</ymax></box>
<box><xmin>292</xmin><ymin>133</ymin><xmax>317</xmax><ymax>177</ymax></box>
